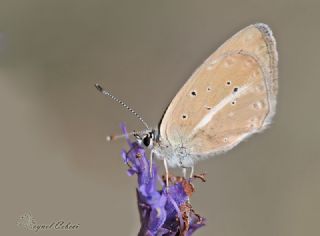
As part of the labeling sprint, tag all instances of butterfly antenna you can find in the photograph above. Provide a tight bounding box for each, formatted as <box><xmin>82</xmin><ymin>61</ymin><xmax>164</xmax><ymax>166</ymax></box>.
<box><xmin>106</xmin><ymin>130</ymin><xmax>147</xmax><ymax>142</ymax></box>
<box><xmin>95</xmin><ymin>83</ymin><xmax>150</xmax><ymax>130</ymax></box>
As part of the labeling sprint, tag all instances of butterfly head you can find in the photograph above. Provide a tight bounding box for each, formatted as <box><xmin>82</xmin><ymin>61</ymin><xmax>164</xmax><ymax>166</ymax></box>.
<box><xmin>134</xmin><ymin>129</ymin><xmax>157</xmax><ymax>149</ymax></box>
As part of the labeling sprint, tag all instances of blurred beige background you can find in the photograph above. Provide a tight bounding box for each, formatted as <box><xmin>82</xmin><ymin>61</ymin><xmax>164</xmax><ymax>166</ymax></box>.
<box><xmin>1</xmin><ymin>0</ymin><xmax>319</xmax><ymax>235</ymax></box>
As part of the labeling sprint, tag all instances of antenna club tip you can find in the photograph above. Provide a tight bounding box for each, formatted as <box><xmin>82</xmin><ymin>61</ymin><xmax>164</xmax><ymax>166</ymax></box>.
<box><xmin>95</xmin><ymin>83</ymin><xmax>103</xmax><ymax>92</ymax></box>
<box><xmin>106</xmin><ymin>135</ymin><xmax>113</xmax><ymax>141</ymax></box>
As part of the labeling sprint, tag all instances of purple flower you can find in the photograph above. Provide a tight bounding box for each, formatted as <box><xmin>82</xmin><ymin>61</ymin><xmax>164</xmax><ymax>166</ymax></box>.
<box><xmin>120</xmin><ymin>124</ymin><xmax>206</xmax><ymax>236</ymax></box>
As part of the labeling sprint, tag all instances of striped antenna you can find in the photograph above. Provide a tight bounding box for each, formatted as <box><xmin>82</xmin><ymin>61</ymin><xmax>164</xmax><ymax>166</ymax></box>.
<box><xmin>95</xmin><ymin>83</ymin><xmax>150</xmax><ymax>129</ymax></box>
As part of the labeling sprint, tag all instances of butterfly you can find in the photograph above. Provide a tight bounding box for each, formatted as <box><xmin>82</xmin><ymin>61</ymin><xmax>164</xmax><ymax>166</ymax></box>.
<box><xmin>96</xmin><ymin>23</ymin><xmax>278</xmax><ymax>182</ymax></box>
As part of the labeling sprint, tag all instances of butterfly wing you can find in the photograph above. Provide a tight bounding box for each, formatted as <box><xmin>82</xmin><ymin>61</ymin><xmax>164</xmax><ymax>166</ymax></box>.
<box><xmin>159</xmin><ymin>23</ymin><xmax>278</xmax><ymax>157</ymax></box>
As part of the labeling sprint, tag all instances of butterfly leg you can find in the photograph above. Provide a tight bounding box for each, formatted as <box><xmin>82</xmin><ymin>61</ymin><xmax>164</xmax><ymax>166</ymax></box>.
<box><xmin>163</xmin><ymin>158</ymin><xmax>169</xmax><ymax>191</ymax></box>
<box><xmin>149</xmin><ymin>149</ymin><xmax>154</xmax><ymax>177</ymax></box>
<box><xmin>189</xmin><ymin>166</ymin><xmax>194</xmax><ymax>179</ymax></box>
<box><xmin>182</xmin><ymin>168</ymin><xmax>187</xmax><ymax>178</ymax></box>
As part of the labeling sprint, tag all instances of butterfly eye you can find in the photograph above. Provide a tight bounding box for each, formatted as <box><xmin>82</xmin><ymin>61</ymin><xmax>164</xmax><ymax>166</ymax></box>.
<box><xmin>142</xmin><ymin>135</ymin><xmax>150</xmax><ymax>146</ymax></box>
<box><xmin>142</xmin><ymin>134</ymin><xmax>153</xmax><ymax>148</ymax></box>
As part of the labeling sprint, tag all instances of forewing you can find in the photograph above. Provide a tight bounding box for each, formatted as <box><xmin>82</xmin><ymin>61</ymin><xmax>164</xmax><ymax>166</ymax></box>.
<box><xmin>159</xmin><ymin>23</ymin><xmax>278</xmax><ymax>156</ymax></box>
